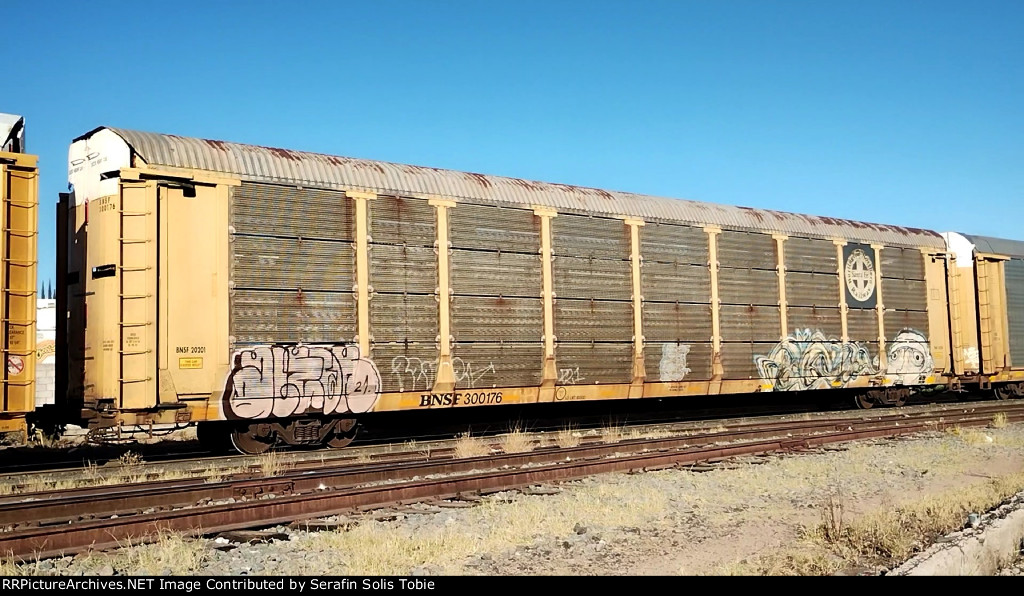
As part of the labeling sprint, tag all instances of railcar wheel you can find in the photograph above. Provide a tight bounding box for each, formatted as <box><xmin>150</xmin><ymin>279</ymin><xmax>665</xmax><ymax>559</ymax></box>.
<box><xmin>325</xmin><ymin>418</ymin><xmax>359</xmax><ymax>449</ymax></box>
<box><xmin>893</xmin><ymin>391</ymin><xmax>908</xmax><ymax>407</ymax></box>
<box><xmin>854</xmin><ymin>393</ymin><xmax>874</xmax><ymax>409</ymax></box>
<box><xmin>994</xmin><ymin>385</ymin><xmax>1013</xmax><ymax>401</ymax></box>
<box><xmin>230</xmin><ymin>424</ymin><xmax>274</xmax><ymax>455</ymax></box>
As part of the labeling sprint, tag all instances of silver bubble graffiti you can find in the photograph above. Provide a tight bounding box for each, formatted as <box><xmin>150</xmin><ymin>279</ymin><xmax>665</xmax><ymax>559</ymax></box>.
<box><xmin>224</xmin><ymin>344</ymin><xmax>381</xmax><ymax>420</ymax></box>
<box><xmin>754</xmin><ymin>328</ymin><xmax>933</xmax><ymax>391</ymax></box>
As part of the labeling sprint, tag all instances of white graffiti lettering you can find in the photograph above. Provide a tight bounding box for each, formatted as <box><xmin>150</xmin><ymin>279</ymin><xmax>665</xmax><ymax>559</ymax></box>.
<box><xmin>557</xmin><ymin>367</ymin><xmax>585</xmax><ymax>384</ymax></box>
<box><xmin>224</xmin><ymin>344</ymin><xmax>381</xmax><ymax>420</ymax></box>
<box><xmin>389</xmin><ymin>356</ymin><xmax>497</xmax><ymax>391</ymax></box>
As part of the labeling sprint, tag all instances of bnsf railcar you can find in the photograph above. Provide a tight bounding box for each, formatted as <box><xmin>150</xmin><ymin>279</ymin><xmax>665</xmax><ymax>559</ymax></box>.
<box><xmin>58</xmin><ymin>127</ymin><xmax>1021</xmax><ymax>454</ymax></box>
<box><xmin>0</xmin><ymin>114</ymin><xmax>38</xmax><ymax>435</ymax></box>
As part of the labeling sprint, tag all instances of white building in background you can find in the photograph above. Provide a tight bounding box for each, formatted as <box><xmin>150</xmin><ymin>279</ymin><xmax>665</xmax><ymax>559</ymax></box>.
<box><xmin>36</xmin><ymin>299</ymin><xmax>56</xmax><ymax>407</ymax></box>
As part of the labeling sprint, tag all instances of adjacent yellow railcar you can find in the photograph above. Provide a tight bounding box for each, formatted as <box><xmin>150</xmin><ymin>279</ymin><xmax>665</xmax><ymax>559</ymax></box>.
<box><xmin>0</xmin><ymin>114</ymin><xmax>38</xmax><ymax>435</ymax></box>
<box><xmin>64</xmin><ymin>127</ymin><xmax>974</xmax><ymax>453</ymax></box>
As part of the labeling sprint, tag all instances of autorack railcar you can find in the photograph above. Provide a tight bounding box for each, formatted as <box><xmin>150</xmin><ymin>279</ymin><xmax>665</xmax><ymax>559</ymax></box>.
<box><xmin>0</xmin><ymin>114</ymin><xmax>38</xmax><ymax>436</ymax></box>
<box><xmin>61</xmin><ymin>126</ymin><xmax>1021</xmax><ymax>454</ymax></box>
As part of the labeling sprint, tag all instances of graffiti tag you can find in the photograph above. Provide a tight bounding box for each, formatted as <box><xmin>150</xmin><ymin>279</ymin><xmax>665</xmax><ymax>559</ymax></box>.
<box><xmin>223</xmin><ymin>344</ymin><xmax>381</xmax><ymax>420</ymax></box>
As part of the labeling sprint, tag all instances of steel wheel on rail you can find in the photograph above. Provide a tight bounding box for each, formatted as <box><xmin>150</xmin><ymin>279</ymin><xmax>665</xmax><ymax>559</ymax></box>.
<box><xmin>325</xmin><ymin>418</ymin><xmax>359</xmax><ymax>449</ymax></box>
<box><xmin>230</xmin><ymin>424</ymin><xmax>274</xmax><ymax>455</ymax></box>
<box><xmin>994</xmin><ymin>385</ymin><xmax>1014</xmax><ymax>401</ymax></box>
<box><xmin>854</xmin><ymin>392</ymin><xmax>874</xmax><ymax>409</ymax></box>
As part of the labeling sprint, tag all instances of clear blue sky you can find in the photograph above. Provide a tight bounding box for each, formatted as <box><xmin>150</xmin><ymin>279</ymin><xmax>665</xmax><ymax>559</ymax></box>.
<box><xmin>6</xmin><ymin>1</ymin><xmax>1023</xmax><ymax>290</ymax></box>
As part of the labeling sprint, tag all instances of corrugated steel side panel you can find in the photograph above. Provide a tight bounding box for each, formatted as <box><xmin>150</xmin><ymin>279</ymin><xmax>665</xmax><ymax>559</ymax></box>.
<box><xmin>108</xmin><ymin>127</ymin><xmax>947</xmax><ymax>249</ymax></box>
<box><xmin>453</xmin><ymin>343</ymin><xmax>543</xmax><ymax>388</ymax></box>
<box><xmin>885</xmin><ymin>310</ymin><xmax>931</xmax><ymax>338</ymax></box>
<box><xmin>645</xmin><ymin>341</ymin><xmax>713</xmax><ymax>381</ymax></box>
<box><xmin>231</xmin><ymin>236</ymin><xmax>353</xmax><ymax>291</ymax></box>
<box><xmin>640</xmin><ymin>262</ymin><xmax>711</xmax><ymax>303</ymax></box>
<box><xmin>788</xmin><ymin>306</ymin><xmax>842</xmax><ymax>337</ymax></box>
<box><xmin>555</xmin><ymin>299</ymin><xmax>633</xmax><ymax>342</ymax></box>
<box><xmin>552</xmin><ymin>215</ymin><xmax>631</xmax><ymax>259</ymax></box>
<box><xmin>232</xmin><ymin>182</ymin><xmax>352</xmax><ymax>240</ymax></box>
<box><xmin>881</xmin><ymin>247</ymin><xmax>926</xmax><ymax>281</ymax></box>
<box><xmin>369</xmin><ymin>195</ymin><xmax>436</xmax><ymax>247</ymax></box>
<box><xmin>449</xmin><ymin>203</ymin><xmax>540</xmax><ymax>253</ymax></box>
<box><xmin>450</xmin><ymin>250</ymin><xmax>541</xmax><ymax>298</ymax></box>
<box><xmin>639</xmin><ymin>222</ymin><xmax>708</xmax><ymax>265</ymax></box>
<box><xmin>847</xmin><ymin>309</ymin><xmax>879</xmax><ymax>342</ymax></box>
<box><xmin>230</xmin><ymin>290</ymin><xmax>355</xmax><ymax>345</ymax></box>
<box><xmin>882</xmin><ymin>279</ymin><xmax>928</xmax><ymax>311</ymax></box>
<box><xmin>369</xmin><ymin>244</ymin><xmax>437</xmax><ymax>294</ymax></box>
<box><xmin>718</xmin><ymin>268</ymin><xmax>779</xmax><ymax>306</ymax></box>
<box><xmin>1006</xmin><ymin>260</ymin><xmax>1024</xmax><ymax>365</ymax></box>
<box><xmin>555</xmin><ymin>342</ymin><xmax>633</xmax><ymax>384</ymax></box>
<box><xmin>553</xmin><ymin>256</ymin><xmax>632</xmax><ymax>300</ymax></box>
<box><xmin>785</xmin><ymin>237</ymin><xmax>837</xmax><ymax>274</ymax></box>
<box><xmin>786</xmin><ymin>272</ymin><xmax>840</xmax><ymax>308</ymax></box>
<box><xmin>722</xmin><ymin>342</ymin><xmax>777</xmax><ymax>379</ymax></box>
<box><xmin>452</xmin><ymin>296</ymin><xmax>542</xmax><ymax>342</ymax></box>
<box><xmin>229</xmin><ymin>182</ymin><xmax>358</xmax><ymax>346</ymax></box>
<box><xmin>642</xmin><ymin>302</ymin><xmax>714</xmax><ymax>342</ymax></box>
<box><xmin>374</xmin><ymin>342</ymin><xmax>441</xmax><ymax>393</ymax></box>
<box><xmin>720</xmin><ymin>305</ymin><xmax>781</xmax><ymax>342</ymax></box>
<box><xmin>717</xmin><ymin>231</ymin><xmax>777</xmax><ymax>269</ymax></box>
<box><xmin>370</xmin><ymin>294</ymin><xmax>437</xmax><ymax>343</ymax></box>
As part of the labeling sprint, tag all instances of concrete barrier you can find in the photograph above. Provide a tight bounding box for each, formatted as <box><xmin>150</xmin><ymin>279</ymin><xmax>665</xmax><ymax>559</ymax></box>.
<box><xmin>890</xmin><ymin>491</ymin><xmax>1024</xmax><ymax>576</ymax></box>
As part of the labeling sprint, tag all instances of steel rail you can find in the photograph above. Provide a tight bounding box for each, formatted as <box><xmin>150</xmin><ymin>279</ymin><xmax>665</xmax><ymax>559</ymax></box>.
<box><xmin>1</xmin><ymin>404</ymin><xmax>1022</xmax><ymax>559</ymax></box>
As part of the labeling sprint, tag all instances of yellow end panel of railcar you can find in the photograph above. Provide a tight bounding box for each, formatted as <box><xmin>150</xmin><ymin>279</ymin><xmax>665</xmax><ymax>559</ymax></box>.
<box><xmin>0</xmin><ymin>152</ymin><xmax>38</xmax><ymax>432</ymax></box>
<box><xmin>975</xmin><ymin>256</ymin><xmax>1011</xmax><ymax>373</ymax></box>
<box><xmin>81</xmin><ymin>170</ymin><xmax>234</xmax><ymax>422</ymax></box>
<box><xmin>157</xmin><ymin>182</ymin><xmax>230</xmax><ymax>411</ymax></box>
<box><xmin>923</xmin><ymin>251</ymin><xmax>952</xmax><ymax>375</ymax></box>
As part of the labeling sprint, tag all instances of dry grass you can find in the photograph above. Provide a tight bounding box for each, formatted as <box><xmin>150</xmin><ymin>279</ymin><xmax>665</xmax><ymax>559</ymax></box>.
<box><xmin>726</xmin><ymin>471</ymin><xmax>1024</xmax><ymax>574</ymax></box>
<box><xmin>291</xmin><ymin>480</ymin><xmax>668</xmax><ymax>575</ymax></box>
<box><xmin>946</xmin><ymin>426</ymin><xmax>996</xmax><ymax>446</ymax></box>
<box><xmin>98</xmin><ymin>531</ymin><xmax>208</xmax><ymax>575</ymax></box>
<box><xmin>626</xmin><ymin>426</ymin><xmax>673</xmax><ymax>441</ymax></box>
<box><xmin>992</xmin><ymin>412</ymin><xmax>1009</xmax><ymax>429</ymax></box>
<box><xmin>499</xmin><ymin>425</ymin><xmax>533</xmax><ymax>454</ymax></box>
<box><xmin>554</xmin><ymin>425</ymin><xmax>581</xmax><ymax>449</ymax></box>
<box><xmin>602</xmin><ymin>422</ymin><xmax>625</xmax><ymax>444</ymax></box>
<box><xmin>256</xmin><ymin>450</ymin><xmax>292</xmax><ymax>478</ymax></box>
<box><xmin>453</xmin><ymin>432</ymin><xmax>490</xmax><ymax>459</ymax></box>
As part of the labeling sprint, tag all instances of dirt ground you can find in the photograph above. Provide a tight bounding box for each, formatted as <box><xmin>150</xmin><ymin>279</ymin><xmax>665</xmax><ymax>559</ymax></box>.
<box><xmin>8</xmin><ymin>421</ymin><xmax>1024</xmax><ymax>576</ymax></box>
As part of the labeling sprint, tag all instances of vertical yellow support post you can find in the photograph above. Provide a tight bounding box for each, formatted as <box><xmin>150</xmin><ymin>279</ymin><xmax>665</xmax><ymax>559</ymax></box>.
<box><xmin>834</xmin><ymin>240</ymin><xmax>849</xmax><ymax>342</ymax></box>
<box><xmin>705</xmin><ymin>227</ymin><xmax>723</xmax><ymax>393</ymax></box>
<box><xmin>773</xmin><ymin>235</ymin><xmax>788</xmax><ymax>340</ymax></box>
<box><xmin>872</xmin><ymin>244</ymin><xmax>887</xmax><ymax>374</ymax></box>
<box><xmin>430</xmin><ymin>198</ymin><xmax>457</xmax><ymax>394</ymax></box>
<box><xmin>348</xmin><ymin>191</ymin><xmax>376</xmax><ymax>358</ymax></box>
<box><xmin>534</xmin><ymin>207</ymin><xmax>558</xmax><ymax>401</ymax></box>
<box><xmin>625</xmin><ymin>218</ymin><xmax>645</xmax><ymax>397</ymax></box>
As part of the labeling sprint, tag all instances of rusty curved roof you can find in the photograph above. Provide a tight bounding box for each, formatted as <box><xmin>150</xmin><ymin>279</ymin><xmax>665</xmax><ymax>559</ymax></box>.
<box><xmin>91</xmin><ymin>127</ymin><xmax>944</xmax><ymax>248</ymax></box>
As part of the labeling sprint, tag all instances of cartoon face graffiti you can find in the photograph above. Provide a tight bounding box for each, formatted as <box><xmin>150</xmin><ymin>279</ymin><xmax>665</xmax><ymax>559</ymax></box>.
<box><xmin>885</xmin><ymin>329</ymin><xmax>934</xmax><ymax>385</ymax></box>
<box><xmin>224</xmin><ymin>344</ymin><xmax>381</xmax><ymax>420</ymax></box>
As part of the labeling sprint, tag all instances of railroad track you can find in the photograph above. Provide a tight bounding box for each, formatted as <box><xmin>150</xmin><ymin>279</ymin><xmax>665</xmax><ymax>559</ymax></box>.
<box><xmin>2</xmin><ymin>400</ymin><xmax>1022</xmax><ymax>560</ymax></box>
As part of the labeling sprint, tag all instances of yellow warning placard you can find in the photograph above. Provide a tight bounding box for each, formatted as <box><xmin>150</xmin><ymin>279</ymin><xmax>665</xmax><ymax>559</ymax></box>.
<box><xmin>178</xmin><ymin>357</ymin><xmax>204</xmax><ymax>369</ymax></box>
